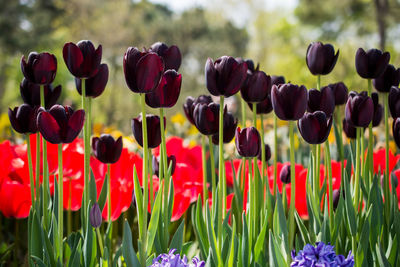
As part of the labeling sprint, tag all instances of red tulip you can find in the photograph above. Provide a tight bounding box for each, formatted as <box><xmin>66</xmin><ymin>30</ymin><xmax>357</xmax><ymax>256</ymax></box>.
<box><xmin>372</xmin><ymin>148</ymin><xmax>400</xmax><ymax>175</ymax></box>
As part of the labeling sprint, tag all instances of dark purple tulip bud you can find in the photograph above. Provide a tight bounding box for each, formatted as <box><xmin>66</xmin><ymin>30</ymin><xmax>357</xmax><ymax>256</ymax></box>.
<box><xmin>131</xmin><ymin>114</ymin><xmax>164</xmax><ymax>149</ymax></box>
<box><xmin>75</xmin><ymin>63</ymin><xmax>109</xmax><ymax>98</ymax></box>
<box><xmin>392</xmin><ymin>118</ymin><xmax>400</xmax><ymax>149</ymax></box>
<box><xmin>92</xmin><ymin>134</ymin><xmax>123</xmax><ymax>164</ymax></box>
<box><xmin>248</xmin><ymin>95</ymin><xmax>273</xmax><ymax>114</ymax></box>
<box><xmin>373</xmin><ymin>64</ymin><xmax>400</xmax><ymax>93</ymax></box>
<box><xmin>307</xmin><ymin>86</ymin><xmax>335</xmax><ymax>116</ymax></box>
<box><xmin>345</xmin><ymin>91</ymin><xmax>373</xmax><ymax>128</ymax></box>
<box><xmin>37</xmin><ymin>105</ymin><xmax>85</xmax><ymax>144</ymax></box>
<box><xmin>240</xmin><ymin>70</ymin><xmax>271</xmax><ymax>103</ymax></box>
<box><xmin>8</xmin><ymin>104</ymin><xmax>40</xmax><ymax>134</ymax></box>
<box><xmin>271</xmin><ymin>83</ymin><xmax>308</xmax><ymax>121</ymax></box>
<box><xmin>149</xmin><ymin>42</ymin><xmax>182</xmax><ymax>71</ymax></box>
<box><xmin>123</xmin><ymin>47</ymin><xmax>164</xmax><ymax>94</ymax></box>
<box><xmin>20</xmin><ymin>78</ymin><xmax>61</xmax><ymax>109</ymax></box>
<box><xmin>328</xmin><ymin>82</ymin><xmax>348</xmax><ymax>106</ymax></box>
<box><xmin>89</xmin><ymin>202</ymin><xmax>102</xmax><ymax>228</ymax></box>
<box><xmin>280</xmin><ymin>164</ymin><xmax>291</xmax><ymax>184</ymax></box>
<box><xmin>21</xmin><ymin>52</ymin><xmax>57</xmax><ymax>85</ymax></box>
<box><xmin>271</xmin><ymin>75</ymin><xmax>286</xmax><ymax>86</ymax></box>
<box><xmin>257</xmin><ymin>144</ymin><xmax>271</xmax><ymax>163</ymax></box>
<box><xmin>371</xmin><ymin>92</ymin><xmax>383</xmax><ymax>127</ymax></box>
<box><xmin>236</xmin><ymin>58</ymin><xmax>258</xmax><ymax>73</ymax></box>
<box><xmin>145</xmin><ymin>70</ymin><xmax>182</xmax><ymax>108</ymax></box>
<box><xmin>205</xmin><ymin>56</ymin><xmax>248</xmax><ymax>97</ymax></box>
<box><xmin>332</xmin><ymin>189</ymin><xmax>341</xmax><ymax>210</ymax></box>
<box><xmin>235</xmin><ymin>127</ymin><xmax>261</xmax><ymax>158</ymax></box>
<box><xmin>183</xmin><ymin>95</ymin><xmax>213</xmax><ymax>125</ymax></box>
<box><xmin>63</xmin><ymin>40</ymin><xmax>102</xmax><ymax>79</ymax></box>
<box><xmin>389</xmin><ymin>86</ymin><xmax>400</xmax><ymax>118</ymax></box>
<box><xmin>193</xmin><ymin>103</ymin><xmax>220</xmax><ymax>136</ymax></box>
<box><xmin>298</xmin><ymin>111</ymin><xmax>332</xmax><ymax>144</ymax></box>
<box><xmin>355</xmin><ymin>48</ymin><xmax>390</xmax><ymax>79</ymax></box>
<box><xmin>306</xmin><ymin>42</ymin><xmax>339</xmax><ymax>75</ymax></box>
<box><xmin>212</xmin><ymin>111</ymin><xmax>238</xmax><ymax>144</ymax></box>
<box><xmin>152</xmin><ymin>155</ymin><xmax>176</xmax><ymax>177</ymax></box>
<box><xmin>342</xmin><ymin>119</ymin><xmax>358</xmax><ymax>139</ymax></box>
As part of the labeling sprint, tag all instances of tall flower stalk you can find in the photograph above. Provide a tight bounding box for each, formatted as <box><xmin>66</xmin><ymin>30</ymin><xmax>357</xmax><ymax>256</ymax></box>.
<box><xmin>40</xmin><ymin>86</ymin><xmax>50</xmax><ymax>230</ymax></box>
<box><xmin>57</xmin><ymin>143</ymin><xmax>63</xmax><ymax>262</ymax></box>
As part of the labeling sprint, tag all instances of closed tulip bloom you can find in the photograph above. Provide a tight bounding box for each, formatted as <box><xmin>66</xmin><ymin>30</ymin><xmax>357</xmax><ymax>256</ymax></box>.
<box><xmin>345</xmin><ymin>91</ymin><xmax>373</xmax><ymax>128</ymax></box>
<box><xmin>298</xmin><ymin>111</ymin><xmax>332</xmax><ymax>144</ymax></box>
<box><xmin>271</xmin><ymin>75</ymin><xmax>286</xmax><ymax>86</ymax></box>
<box><xmin>8</xmin><ymin>104</ymin><xmax>40</xmax><ymax>134</ymax></box>
<box><xmin>332</xmin><ymin>189</ymin><xmax>341</xmax><ymax>210</ymax></box>
<box><xmin>240</xmin><ymin>70</ymin><xmax>272</xmax><ymax>103</ymax></box>
<box><xmin>193</xmin><ymin>103</ymin><xmax>220</xmax><ymax>136</ymax></box>
<box><xmin>389</xmin><ymin>86</ymin><xmax>400</xmax><ymax>118</ymax></box>
<box><xmin>183</xmin><ymin>95</ymin><xmax>213</xmax><ymax>125</ymax></box>
<box><xmin>307</xmin><ymin>86</ymin><xmax>335</xmax><ymax>116</ymax></box>
<box><xmin>152</xmin><ymin>155</ymin><xmax>176</xmax><ymax>176</ymax></box>
<box><xmin>355</xmin><ymin>48</ymin><xmax>390</xmax><ymax>79</ymax></box>
<box><xmin>271</xmin><ymin>83</ymin><xmax>308</xmax><ymax>121</ymax></box>
<box><xmin>149</xmin><ymin>42</ymin><xmax>182</xmax><ymax>71</ymax></box>
<box><xmin>20</xmin><ymin>78</ymin><xmax>61</xmax><ymax>109</ymax></box>
<box><xmin>236</xmin><ymin>58</ymin><xmax>257</xmax><ymax>73</ymax></box>
<box><xmin>63</xmin><ymin>40</ymin><xmax>102</xmax><ymax>78</ymax></box>
<box><xmin>235</xmin><ymin>127</ymin><xmax>261</xmax><ymax>158</ymax></box>
<box><xmin>92</xmin><ymin>134</ymin><xmax>123</xmax><ymax>164</ymax></box>
<box><xmin>132</xmin><ymin>114</ymin><xmax>164</xmax><ymax>148</ymax></box>
<box><xmin>306</xmin><ymin>42</ymin><xmax>339</xmax><ymax>75</ymax></box>
<box><xmin>328</xmin><ymin>82</ymin><xmax>348</xmax><ymax>106</ymax></box>
<box><xmin>212</xmin><ymin>111</ymin><xmax>238</xmax><ymax>144</ymax></box>
<box><xmin>89</xmin><ymin>203</ymin><xmax>102</xmax><ymax>228</ymax></box>
<box><xmin>393</xmin><ymin>118</ymin><xmax>400</xmax><ymax>148</ymax></box>
<box><xmin>37</xmin><ymin>105</ymin><xmax>85</xmax><ymax>144</ymax></box>
<box><xmin>145</xmin><ymin>69</ymin><xmax>182</xmax><ymax>108</ymax></box>
<box><xmin>205</xmin><ymin>56</ymin><xmax>248</xmax><ymax>97</ymax></box>
<box><xmin>258</xmin><ymin>144</ymin><xmax>272</xmax><ymax>162</ymax></box>
<box><xmin>248</xmin><ymin>95</ymin><xmax>273</xmax><ymax>114</ymax></box>
<box><xmin>342</xmin><ymin>119</ymin><xmax>358</xmax><ymax>139</ymax></box>
<box><xmin>123</xmin><ymin>47</ymin><xmax>164</xmax><ymax>94</ymax></box>
<box><xmin>21</xmin><ymin>52</ymin><xmax>57</xmax><ymax>85</ymax></box>
<box><xmin>75</xmin><ymin>63</ymin><xmax>109</xmax><ymax>98</ymax></box>
<box><xmin>280</xmin><ymin>164</ymin><xmax>291</xmax><ymax>184</ymax></box>
<box><xmin>373</xmin><ymin>64</ymin><xmax>400</xmax><ymax>93</ymax></box>
<box><xmin>371</xmin><ymin>92</ymin><xmax>383</xmax><ymax>127</ymax></box>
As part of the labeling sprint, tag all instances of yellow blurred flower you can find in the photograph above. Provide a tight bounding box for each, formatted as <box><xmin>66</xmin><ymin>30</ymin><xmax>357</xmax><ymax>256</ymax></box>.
<box><xmin>328</xmin><ymin>130</ymin><xmax>335</xmax><ymax>144</ymax></box>
<box><xmin>171</xmin><ymin>113</ymin><xmax>186</xmax><ymax>125</ymax></box>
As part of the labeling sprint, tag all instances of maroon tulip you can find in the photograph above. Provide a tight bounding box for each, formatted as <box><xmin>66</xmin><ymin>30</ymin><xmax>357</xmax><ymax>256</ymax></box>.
<box><xmin>20</xmin><ymin>78</ymin><xmax>61</xmax><ymax>109</ymax></box>
<box><xmin>89</xmin><ymin>203</ymin><xmax>102</xmax><ymax>228</ymax></box>
<box><xmin>37</xmin><ymin>105</ymin><xmax>85</xmax><ymax>144</ymax></box>
<box><xmin>145</xmin><ymin>70</ymin><xmax>182</xmax><ymax>108</ymax></box>
<box><xmin>193</xmin><ymin>103</ymin><xmax>220</xmax><ymax>136</ymax></box>
<box><xmin>63</xmin><ymin>40</ymin><xmax>102</xmax><ymax>78</ymax></box>
<box><xmin>332</xmin><ymin>189</ymin><xmax>341</xmax><ymax>210</ymax></box>
<box><xmin>328</xmin><ymin>82</ymin><xmax>348</xmax><ymax>106</ymax></box>
<box><xmin>371</xmin><ymin>92</ymin><xmax>383</xmax><ymax>127</ymax></box>
<box><xmin>236</xmin><ymin>58</ymin><xmax>258</xmax><ymax>73</ymax></box>
<box><xmin>131</xmin><ymin>114</ymin><xmax>164</xmax><ymax>148</ymax></box>
<box><xmin>8</xmin><ymin>104</ymin><xmax>40</xmax><ymax>134</ymax></box>
<box><xmin>235</xmin><ymin>127</ymin><xmax>261</xmax><ymax>158</ymax></box>
<box><xmin>389</xmin><ymin>86</ymin><xmax>400</xmax><ymax>118</ymax></box>
<box><xmin>298</xmin><ymin>111</ymin><xmax>332</xmax><ymax>144</ymax></box>
<box><xmin>280</xmin><ymin>164</ymin><xmax>291</xmax><ymax>184</ymax></box>
<box><xmin>92</xmin><ymin>134</ymin><xmax>123</xmax><ymax>164</ymax></box>
<box><xmin>271</xmin><ymin>75</ymin><xmax>286</xmax><ymax>86</ymax></box>
<box><xmin>345</xmin><ymin>91</ymin><xmax>373</xmax><ymax>128</ymax></box>
<box><xmin>307</xmin><ymin>86</ymin><xmax>335</xmax><ymax>116</ymax></box>
<box><xmin>258</xmin><ymin>144</ymin><xmax>271</xmax><ymax>163</ymax></box>
<box><xmin>123</xmin><ymin>47</ymin><xmax>164</xmax><ymax>94</ymax></box>
<box><xmin>248</xmin><ymin>95</ymin><xmax>273</xmax><ymax>114</ymax></box>
<box><xmin>21</xmin><ymin>52</ymin><xmax>57</xmax><ymax>85</ymax></box>
<box><xmin>355</xmin><ymin>48</ymin><xmax>390</xmax><ymax>79</ymax></box>
<box><xmin>240</xmin><ymin>70</ymin><xmax>271</xmax><ymax>103</ymax></box>
<box><xmin>75</xmin><ymin>63</ymin><xmax>109</xmax><ymax>98</ymax></box>
<box><xmin>393</xmin><ymin>118</ymin><xmax>400</xmax><ymax>149</ymax></box>
<box><xmin>342</xmin><ymin>119</ymin><xmax>358</xmax><ymax>139</ymax></box>
<box><xmin>183</xmin><ymin>95</ymin><xmax>213</xmax><ymax>125</ymax></box>
<box><xmin>152</xmin><ymin>155</ymin><xmax>176</xmax><ymax>176</ymax></box>
<box><xmin>205</xmin><ymin>56</ymin><xmax>248</xmax><ymax>97</ymax></box>
<box><xmin>306</xmin><ymin>42</ymin><xmax>339</xmax><ymax>75</ymax></box>
<box><xmin>271</xmin><ymin>83</ymin><xmax>308</xmax><ymax>121</ymax></box>
<box><xmin>212</xmin><ymin>111</ymin><xmax>238</xmax><ymax>144</ymax></box>
<box><xmin>149</xmin><ymin>42</ymin><xmax>182</xmax><ymax>71</ymax></box>
<box><xmin>373</xmin><ymin>64</ymin><xmax>400</xmax><ymax>93</ymax></box>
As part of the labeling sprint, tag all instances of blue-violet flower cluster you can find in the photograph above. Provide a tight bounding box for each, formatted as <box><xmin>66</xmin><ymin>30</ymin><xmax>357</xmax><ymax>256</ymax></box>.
<box><xmin>149</xmin><ymin>249</ymin><xmax>205</xmax><ymax>267</ymax></box>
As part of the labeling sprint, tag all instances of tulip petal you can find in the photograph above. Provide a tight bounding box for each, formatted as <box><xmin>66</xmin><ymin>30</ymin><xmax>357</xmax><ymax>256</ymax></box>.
<box><xmin>205</xmin><ymin>58</ymin><xmax>219</xmax><ymax>96</ymax></box>
<box><xmin>135</xmin><ymin>53</ymin><xmax>164</xmax><ymax>93</ymax></box>
<box><xmin>164</xmin><ymin>45</ymin><xmax>182</xmax><ymax>71</ymax></box>
<box><xmin>65</xmin><ymin>110</ymin><xmax>85</xmax><ymax>143</ymax></box>
<box><xmin>63</xmin><ymin>42</ymin><xmax>84</xmax><ymax>77</ymax></box>
<box><xmin>38</xmin><ymin>111</ymin><xmax>62</xmax><ymax>144</ymax></box>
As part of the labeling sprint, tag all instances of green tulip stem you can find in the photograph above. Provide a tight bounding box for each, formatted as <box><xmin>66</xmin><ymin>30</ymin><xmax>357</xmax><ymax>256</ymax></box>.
<box><xmin>335</xmin><ymin>111</ymin><xmax>345</xmax><ymax>186</ymax></box>
<box><xmin>288</xmin><ymin>121</ymin><xmax>296</xmax><ymax>255</ymax></box>
<box><xmin>68</xmin><ymin>180</ymin><xmax>72</xmax><ymax>236</ymax></box>
<box><xmin>40</xmin><ymin>85</ymin><xmax>49</xmax><ymax>230</ymax></box>
<box><xmin>354</xmin><ymin>128</ymin><xmax>361</xmax><ymax>209</ymax></box>
<box><xmin>241</xmin><ymin>97</ymin><xmax>247</xmax><ymax>127</ymax></box>
<box><xmin>139</xmin><ymin>93</ymin><xmax>149</xmax><ymax>267</ymax></box>
<box><xmin>35</xmin><ymin>133</ymin><xmax>40</xmax><ymax>210</ymax></box>
<box><xmin>95</xmin><ymin>228</ymin><xmax>104</xmax><ymax>258</ymax></box>
<box><xmin>57</xmin><ymin>143</ymin><xmax>63</xmax><ymax>262</ymax></box>
<box><xmin>314</xmin><ymin>144</ymin><xmax>320</xmax><ymax>202</ymax></box>
<box><xmin>367</xmin><ymin>79</ymin><xmax>373</xmax><ymax>182</ymax></box>
<box><xmin>384</xmin><ymin>92</ymin><xmax>391</xmax><ymax>219</ymax></box>
<box><xmin>273</xmin><ymin>114</ymin><xmax>278</xmax><ymax>195</ymax></box>
<box><xmin>201</xmin><ymin>135</ymin><xmax>208</xmax><ymax>204</ymax></box>
<box><xmin>317</xmin><ymin>75</ymin><xmax>321</xmax><ymax>91</ymax></box>
<box><xmin>260</xmin><ymin>114</ymin><xmax>267</xmax><ymax>196</ymax></box>
<box><xmin>107</xmin><ymin>163</ymin><xmax>112</xmax><ymax>259</ymax></box>
<box><xmin>26</xmin><ymin>135</ymin><xmax>34</xmax><ymax>205</ymax></box>
<box><xmin>208</xmin><ymin>135</ymin><xmax>216</xmax><ymax>214</ymax></box>
<box><xmin>218</xmin><ymin>95</ymin><xmax>225</xmax><ymax>249</ymax></box>
<box><xmin>247</xmin><ymin>157</ymin><xmax>253</xmax><ymax>250</ymax></box>
<box><xmin>360</xmin><ymin>130</ymin><xmax>365</xmax><ymax>179</ymax></box>
<box><xmin>81</xmin><ymin>79</ymin><xmax>89</xmax><ymax>221</ymax></box>
<box><xmin>149</xmin><ymin>149</ymin><xmax>153</xmax><ymax>208</ymax></box>
<box><xmin>324</xmin><ymin>140</ymin><xmax>333</xmax><ymax>223</ymax></box>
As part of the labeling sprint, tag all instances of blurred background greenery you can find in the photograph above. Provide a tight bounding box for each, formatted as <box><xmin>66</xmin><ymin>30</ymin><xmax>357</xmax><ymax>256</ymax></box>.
<box><xmin>1</xmin><ymin>0</ymin><xmax>400</xmax><ymax>137</ymax></box>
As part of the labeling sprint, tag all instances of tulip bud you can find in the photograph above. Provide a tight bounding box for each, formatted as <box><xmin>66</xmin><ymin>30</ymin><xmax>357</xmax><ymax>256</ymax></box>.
<box><xmin>307</xmin><ymin>86</ymin><xmax>335</xmax><ymax>116</ymax></box>
<box><xmin>248</xmin><ymin>95</ymin><xmax>273</xmax><ymax>114</ymax></box>
<box><xmin>149</xmin><ymin>42</ymin><xmax>182</xmax><ymax>71</ymax></box>
<box><xmin>8</xmin><ymin>104</ymin><xmax>40</xmax><ymax>134</ymax></box>
<box><xmin>212</xmin><ymin>111</ymin><xmax>238</xmax><ymax>144</ymax></box>
<box><xmin>205</xmin><ymin>56</ymin><xmax>248</xmax><ymax>97</ymax></box>
<box><xmin>145</xmin><ymin>70</ymin><xmax>182</xmax><ymax>108</ymax></box>
<box><xmin>328</xmin><ymin>82</ymin><xmax>348</xmax><ymax>106</ymax></box>
<box><xmin>193</xmin><ymin>103</ymin><xmax>220</xmax><ymax>136</ymax></box>
<box><xmin>392</xmin><ymin>118</ymin><xmax>400</xmax><ymax>149</ymax></box>
<box><xmin>20</xmin><ymin>78</ymin><xmax>61</xmax><ymax>109</ymax></box>
<box><xmin>183</xmin><ymin>95</ymin><xmax>213</xmax><ymax>125</ymax></box>
<box><xmin>123</xmin><ymin>47</ymin><xmax>164</xmax><ymax>93</ymax></box>
<box><xmin>236</xmin><ymin>58</ymin><xmax>258</xmax><ymax>73</ymax></box>
<box><xmin>389</xmin><ymin>86</ymin><xmax>400</xmax><ymax>118</ymax></box>
<box><xmin>271</xmin><ymin>83</ymin><xmax>308</xmax><ymax>121</ymax></box>
<box><xmin>235</xmin><ymin>127</ymin><xmax>261</xmax><ymax>158</ymax></box>
<box><xmin>131</xmin><ymin>114</ymin><xmax>165</xmax><ymax>149</ymax></box>
<box><xmin>342</xmin><ymin>119</ymin><xmax>358</xmax><ymax>139</ymax></box>
<box><xmin>240</xmin><ymin>70</ymin><xmax>271</xmax><ymax>103</ymax></box>
<box><xmin>37</xmin><ymin>105</ymin><xmax>85</xmax><ymax>144</ymax></box>
<box><xmin>75</xmin><ymin>63</ymin><xmax>109</xmax><ymax>98</ymax></box>
<box><xmin>258</xmin><ymin>144</ymin><xmax>272</xmax><ymax>163</ymax></box>
<box><xmin>89</xmin><ymin>203</ymin><xmax>102</xmax><ymax>228</ymax></box>
<box><xmin>92</xmin><ymin>134</ymin><xmax>123</xmax><ymax>164</ymax></box>
<box><xmin>21</xmin><ymin>52</ymin><xmax>57</xmax><ymax>85</ymax></box>
<box><xmin>373</xmin><ymin>64</ymin><xmax>400</xmax><ymax>93</ymax></box>
<box><xmin>306</xmin><ymin>42</ymin><xmax>339</xmax><ymax>75</ymax></box>
<box><xmin>63</xmin><ymin>40</ymin><xmax>102</xmax><ymax>78</ymax></box>
<box><xmin>344</xmin><ymin>91</ymin><xmax>373</xmax><ymax>128</ymax></box>
<box><xmin>332</xmin><ymin>189</ymin><xmax>341</xmax><ymax>211</ymax></box>
<box><xmin>271</xmin><ymin>75</ymin><xmax>286</xmax><ymax>86</ymax></box>
<box><xmin>355</xmin><ymin>48</ymin><xmax>390</xmax><ymax>79</ymax></box>
<box><xmin>371</xmin><ymin>92</ymin><xmax>383</xmax><ymax>127</ymax></box>
<box><xmin>280</xmin><ymin>164</ymin><xmax>291</xmax><ymax>184</ymax></box>
<box><xmin>298</xmin><ymin>111</ymin><xmax>332</xmax><ymax>144</ymax></box>
<box><xmin>152</xmin><ymin>155</ymin><xmax>176</xmax><ymax>177</ymax></box>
